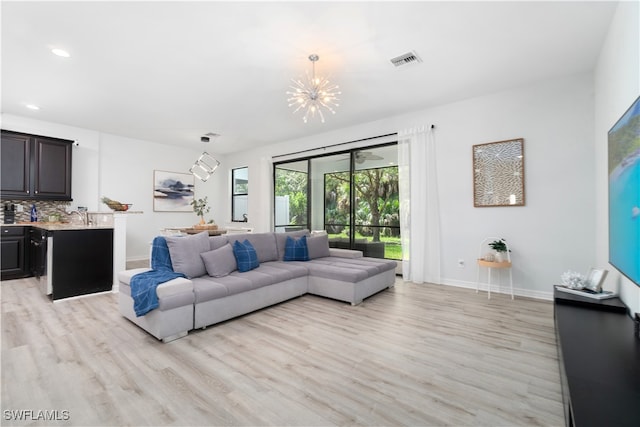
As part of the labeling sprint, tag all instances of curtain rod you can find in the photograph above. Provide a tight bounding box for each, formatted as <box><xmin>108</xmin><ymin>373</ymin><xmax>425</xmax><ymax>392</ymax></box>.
<box><xmin>272</xmin><ymin>132</ymin><xmax>398</xmax><ymax>160</ymax></box>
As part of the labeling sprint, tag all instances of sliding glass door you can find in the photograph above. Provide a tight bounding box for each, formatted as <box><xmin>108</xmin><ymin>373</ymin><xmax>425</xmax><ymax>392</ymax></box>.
<box><xmin>274</xmin><ymin>160</ymin><xmax>309</xmax><ymax>232</ymax></box>
<box><xmin>312</xmin><ymin>153</ymin><xmax>351</xmax><ymax>247</ymax></box>
<box><xmin>274</xmin><ymin>143</ymin><xmax>400</xmax><ymax>260</ymax></box>
<box><xmin>352</xmin><ymin>145</ymin><xmax>401</xmax><ymax>260</ymax></box>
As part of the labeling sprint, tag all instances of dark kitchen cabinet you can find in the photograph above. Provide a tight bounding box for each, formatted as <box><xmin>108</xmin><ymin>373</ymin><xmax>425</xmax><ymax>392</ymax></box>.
<box><xmin>51</xmin><ymin>229</ymin><xmax>113</xmax><ymax>300</ymax></box>
<box><xmin>1</xmin><ymin>130</ymin><xmax>73</xmax><ymax>200</ymax></box>
<box><xmin>1</xmin><ymin>226</ymin><xmax>30</xmax><ymax>280</ymax></box>
<box><xmin>1</xmin><ymin>132</ymin><xmax>30</xmax><ymax>197</ymax></box>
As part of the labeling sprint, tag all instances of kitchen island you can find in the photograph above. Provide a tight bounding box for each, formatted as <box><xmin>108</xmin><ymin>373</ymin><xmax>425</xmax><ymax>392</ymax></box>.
<box><xmin>2</xmin><ymin>210</ymin><xmax>139</xmax><ymax>299</ymax></box>
<box><xmin>31</xmin><ymin>223</ymin><xmax>114</xmax><ymax>300</ymax></box>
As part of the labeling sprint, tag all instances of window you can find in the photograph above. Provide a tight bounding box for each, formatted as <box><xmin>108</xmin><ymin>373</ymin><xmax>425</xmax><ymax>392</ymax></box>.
<box><xmin>232</xmin><ymin>167</ymin><xmax>248</xmax><ymax>222</ymax></box>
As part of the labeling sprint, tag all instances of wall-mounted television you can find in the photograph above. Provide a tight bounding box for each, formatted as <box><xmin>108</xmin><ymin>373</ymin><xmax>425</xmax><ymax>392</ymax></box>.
<box><xmin>608</xmin><ymin>95</ymin><xmax>640</xmax><ymax>287</ymax></box>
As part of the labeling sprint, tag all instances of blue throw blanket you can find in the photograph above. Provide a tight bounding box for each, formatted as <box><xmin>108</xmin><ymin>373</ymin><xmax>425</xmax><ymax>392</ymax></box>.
<box><xmin>130</xmin><ymin>236</ymin><xmax>185</xmax><ymax>317</ymax></box>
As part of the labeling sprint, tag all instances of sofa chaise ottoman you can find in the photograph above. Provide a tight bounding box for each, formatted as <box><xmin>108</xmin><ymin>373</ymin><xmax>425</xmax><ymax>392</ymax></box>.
<box><xmin>118</xmin><ymin>230</ymin><xmax>397</xmax><ymax>342</ymax></box>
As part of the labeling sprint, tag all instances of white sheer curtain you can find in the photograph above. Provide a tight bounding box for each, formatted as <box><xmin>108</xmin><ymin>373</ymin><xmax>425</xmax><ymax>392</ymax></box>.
<box><xmin>259</xmin><ymin>156</ymin><xmax>274</xmax><ymax>231</ymax></box>
<box><xmin>398</xmin><ymin>125</ymin><xmax>441</xmax><ymax>284</ymax></box>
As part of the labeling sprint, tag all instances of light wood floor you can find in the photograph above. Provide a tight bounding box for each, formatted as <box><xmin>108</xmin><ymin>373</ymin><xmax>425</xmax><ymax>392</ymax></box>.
<box><xmin>1</xmin><ymin>277</ymin><xmax>564</xmax><ymax>426</ymax></box>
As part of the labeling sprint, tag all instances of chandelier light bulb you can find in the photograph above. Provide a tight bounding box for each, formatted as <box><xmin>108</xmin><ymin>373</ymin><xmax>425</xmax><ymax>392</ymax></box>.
<box><xmin>286</xmin><ymin>54</ymin><xmax>341</xmax><ymax>123</ymax></box>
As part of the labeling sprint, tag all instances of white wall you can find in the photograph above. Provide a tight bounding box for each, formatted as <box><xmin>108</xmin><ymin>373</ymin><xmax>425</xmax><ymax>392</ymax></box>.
<box><xmin>99</xmin><ymin>133</ymin><xmax>226</xmax><ymax>259</ymax></box>
<box><xmin>594</xmin><ymin>1</ymin><xmax>640</xmax><ymax>313</ymax></box>
<box><xmin>430</xmin><ymin>74</ymin><xmax>595</xmax><ymax>299</ymax></box>
<box><xmin>1</xmin><ymin>114</ymin><xmax>227</xmax><ymax>260</ymax></box>
<box><xmin>225</xmin><ymin>72</ymin><xmax>597</xmax><ymax>299</ymax></box>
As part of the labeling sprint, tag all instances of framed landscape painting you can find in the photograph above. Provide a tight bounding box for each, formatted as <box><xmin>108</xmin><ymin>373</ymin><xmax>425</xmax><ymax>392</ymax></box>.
<box><xmin>153</xmin><ymin>170</ymin><xmax>195</xmax><ymax>212</ymax></box>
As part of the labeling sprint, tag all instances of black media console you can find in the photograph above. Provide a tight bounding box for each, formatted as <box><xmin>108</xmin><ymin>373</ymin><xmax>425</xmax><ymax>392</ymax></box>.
<box><xmin>554</xmin><ymin>287</ymin><xmax>640</xmax><ymax>427</ymax></box>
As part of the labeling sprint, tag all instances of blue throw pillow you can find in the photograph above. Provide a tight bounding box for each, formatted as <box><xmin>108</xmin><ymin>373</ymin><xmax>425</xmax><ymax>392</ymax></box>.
<box><xmin>283</xmin><ymin>235</ymin><xmax>309</xmax><ymax>261</ymax></box>
<box><xmin>233</xmin><ymin>239</ymin><xmax>260</xmax><ymax>272</ymax></box>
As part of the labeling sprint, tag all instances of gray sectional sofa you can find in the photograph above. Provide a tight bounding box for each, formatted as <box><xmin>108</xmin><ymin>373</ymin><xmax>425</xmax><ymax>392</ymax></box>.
<box><xmin>118</xmin><ymin>230</ymin><xmax>397</xmax><ymax>342</ymax></box>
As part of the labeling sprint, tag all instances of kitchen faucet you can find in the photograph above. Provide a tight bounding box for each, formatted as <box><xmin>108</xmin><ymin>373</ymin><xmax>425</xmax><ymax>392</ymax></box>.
<box><xmin>69</xmin><ymin>210</ymin><xmax>90</xmax><ymax>226</ymax></box>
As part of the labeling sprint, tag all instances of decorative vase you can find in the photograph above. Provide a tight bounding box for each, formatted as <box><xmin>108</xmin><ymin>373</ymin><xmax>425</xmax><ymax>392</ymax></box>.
<box><xmin>494</xmin><ymin>252</ymin><xmax>504</xmax><ymax>262</ymax></box>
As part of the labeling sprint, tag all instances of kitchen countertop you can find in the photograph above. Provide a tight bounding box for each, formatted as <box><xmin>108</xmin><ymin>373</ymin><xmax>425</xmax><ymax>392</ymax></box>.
<box><xmin>2</xmin><ymin>222</ymin><xmax>113</xmax><ymax>230</ymax></box>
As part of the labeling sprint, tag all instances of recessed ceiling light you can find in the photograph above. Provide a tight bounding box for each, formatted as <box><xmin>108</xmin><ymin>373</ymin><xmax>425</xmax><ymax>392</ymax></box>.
<box><xmin>25</xmin><ymin>104</ymin><xmax>40</xmax><ymax>110</ymax></box>
<box><xmin>51</xmin><ymin>48</ymin><xmax>70</xmax><ymax>58</ymax></box>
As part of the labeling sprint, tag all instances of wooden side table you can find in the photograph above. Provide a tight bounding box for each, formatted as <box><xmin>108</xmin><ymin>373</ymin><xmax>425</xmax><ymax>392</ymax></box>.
<box><xmin>476</xmin><ymin>259</ymin><xmax>514</xmax><ymax>299</ymax></box>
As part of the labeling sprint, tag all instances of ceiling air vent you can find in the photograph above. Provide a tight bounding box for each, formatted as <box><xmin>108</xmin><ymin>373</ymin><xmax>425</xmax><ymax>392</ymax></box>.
<box><xmin>390</xmin><ymin>51</ymin><xmax>422</xmax><ymax>68</ymax></box>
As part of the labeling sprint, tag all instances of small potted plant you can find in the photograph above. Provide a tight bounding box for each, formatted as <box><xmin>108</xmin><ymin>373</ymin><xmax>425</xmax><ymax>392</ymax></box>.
<box><xmin>190</xmin><ymin>197</ymin><xmax>215</xmax><ymax>229</ymax></box>
<box><xmin>488</xmin><ymin>238</ymin><xmax>510</xmax><ymax>262</ymax></box>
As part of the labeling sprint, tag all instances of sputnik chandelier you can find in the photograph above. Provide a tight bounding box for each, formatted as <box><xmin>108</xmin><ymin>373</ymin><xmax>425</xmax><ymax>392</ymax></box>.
<box><xmin>286</xmin><ymin>54</ymin><xmax>341</xmax><ymax>123</ymax></box>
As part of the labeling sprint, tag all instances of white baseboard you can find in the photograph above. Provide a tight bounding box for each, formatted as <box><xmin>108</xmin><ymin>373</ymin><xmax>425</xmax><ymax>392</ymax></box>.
<box><xmin>439</xmin><ymin>278</ymin><xmax>554</xmax><ymax>301</ymax></box>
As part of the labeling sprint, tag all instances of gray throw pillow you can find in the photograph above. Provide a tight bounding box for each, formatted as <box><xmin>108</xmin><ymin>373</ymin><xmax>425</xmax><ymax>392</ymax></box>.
<box><xmin>209</xmin><ymin>235</ymin><xmax>228</xmax><ymax>251</ymax></box>
<box><xmin>227</xmin><ymin>232</ymin><xmax>278</xmax><ymax>263</ymax></box>
<box><xmin>307</xmin><ymin>234</ymin><xmax>331</xmax><ymax>259</ymax></box>
<box><xmin>165</xmin><ymin>231</ymin><xmax>210</xmax><ymax>278</ymax></box>
<box><xmin>200</xmin><ymin>243</ymin><xmax>237</xmax><ymax>277</ymax></box>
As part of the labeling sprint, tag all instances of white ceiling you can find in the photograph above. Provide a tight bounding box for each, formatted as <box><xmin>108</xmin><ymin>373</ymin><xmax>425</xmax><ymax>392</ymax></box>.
<box><xmin>1</xmin><ymin>1</ymin><xmax>617</xmax><ymax>154</ymax></box>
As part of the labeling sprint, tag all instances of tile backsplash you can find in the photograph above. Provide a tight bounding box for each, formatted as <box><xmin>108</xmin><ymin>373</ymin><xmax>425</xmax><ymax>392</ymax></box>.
<box><xmin>1</xmin><ymin>200</ymin><xmax>72</xmax><ymax>223</ymax></box>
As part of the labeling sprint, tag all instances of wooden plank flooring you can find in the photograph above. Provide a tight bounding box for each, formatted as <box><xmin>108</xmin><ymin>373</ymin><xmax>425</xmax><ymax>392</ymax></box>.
<box><xmin>1</xmin><ymin>277</ymin><xmax>564</xmax><ymax>426</ymax></box>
